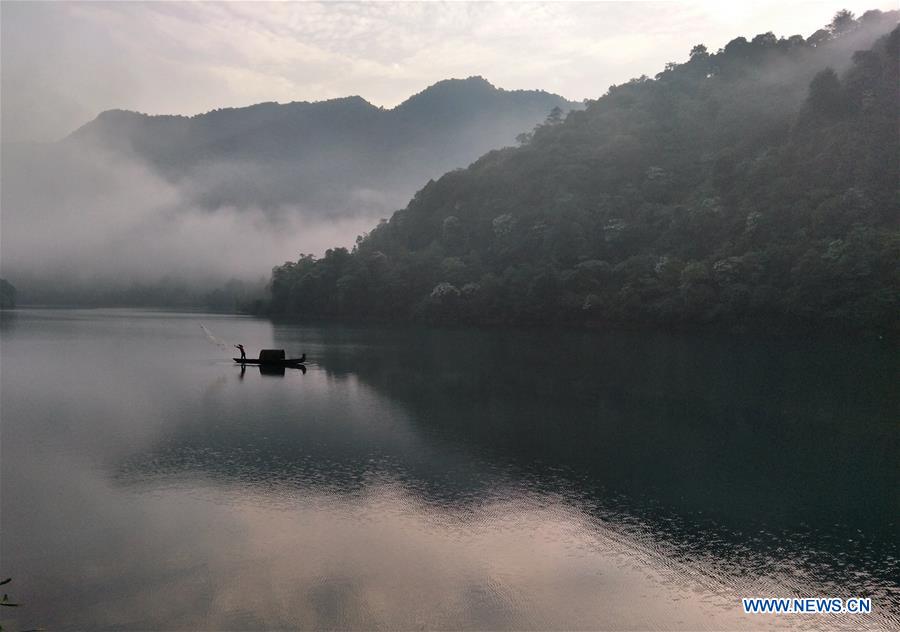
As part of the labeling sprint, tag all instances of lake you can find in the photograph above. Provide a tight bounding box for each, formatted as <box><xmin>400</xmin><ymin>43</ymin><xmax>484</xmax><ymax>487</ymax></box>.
<box><xmin>1</xmin><ymin>309</ymin><xmax>897</xmax><ymax>630</ymax></box>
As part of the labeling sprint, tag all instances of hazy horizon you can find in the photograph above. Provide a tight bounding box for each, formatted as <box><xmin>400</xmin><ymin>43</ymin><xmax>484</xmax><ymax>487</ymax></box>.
<box><xmin>1</xmin><ymin>1</ymin><xmax>896</xmax><ymax>308</ymax></box>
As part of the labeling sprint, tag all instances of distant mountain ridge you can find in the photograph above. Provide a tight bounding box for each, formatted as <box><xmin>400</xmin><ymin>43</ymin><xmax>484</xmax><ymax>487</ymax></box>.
<box><xmin>65</xmin><ymin>76</ymin><xmax>580</xmax><ymax>215</ymax></box>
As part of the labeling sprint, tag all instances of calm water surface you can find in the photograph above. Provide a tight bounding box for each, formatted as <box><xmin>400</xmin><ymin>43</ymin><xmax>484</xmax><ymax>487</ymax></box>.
<box><xmin>1</xmin><ymin>309</ymin><xmax>897</xmax><ymax>630</ymax></box>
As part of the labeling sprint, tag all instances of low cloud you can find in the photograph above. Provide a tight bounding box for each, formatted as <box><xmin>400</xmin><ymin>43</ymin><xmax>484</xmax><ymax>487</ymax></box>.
<box><xmin>0</xmin><ymin>141</ymin><xmax>380</xmax><ymax>292</ymax></box>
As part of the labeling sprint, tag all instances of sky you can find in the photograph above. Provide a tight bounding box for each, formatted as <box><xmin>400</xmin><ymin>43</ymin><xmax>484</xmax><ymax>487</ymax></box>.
<box><xmin>1</xmin><ymin>0</ymin><xmax>894</xmax><ymax>143</ymax></box>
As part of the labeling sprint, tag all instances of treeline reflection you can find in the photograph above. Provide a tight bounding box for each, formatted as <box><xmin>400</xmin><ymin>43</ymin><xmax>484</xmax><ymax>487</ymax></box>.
<box><xmin>116</xmin><ymin>326</ymin><xmax>899</xmax><ymax>600</ymax></box>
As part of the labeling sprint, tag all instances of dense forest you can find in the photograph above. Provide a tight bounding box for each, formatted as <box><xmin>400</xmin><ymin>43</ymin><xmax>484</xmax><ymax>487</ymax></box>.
<box><xmin>267</xmin><ymin>11</ymin><xmax>899</xmax><ymax>334</ymax></box>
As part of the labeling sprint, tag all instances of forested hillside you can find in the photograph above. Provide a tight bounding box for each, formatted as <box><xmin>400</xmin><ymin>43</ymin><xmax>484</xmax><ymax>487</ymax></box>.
<box><xmin>268</xmin><ymin>11</ymin><xmax>899</xmax><ymax>334</ymax></box>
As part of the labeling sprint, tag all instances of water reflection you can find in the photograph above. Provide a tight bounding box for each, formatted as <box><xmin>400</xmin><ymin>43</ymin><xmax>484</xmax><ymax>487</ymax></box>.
<box><xmin>116</xmin><ymin>325</ymin><xmax>898</xmax><ymax>626</ymax></box>
<box><xmin>2</xmin><ymin>310</ymin><xmax>898</xmax><ymax>630</ymax></box>
<box><xmin>268</xmin><ymin>324</ymin><xmax>900</xmax><ymax>619</ymax></box>
<box><xmin>238</xmin><ymin>363</ymin><xmax>307</xmax><ymax>378</ymax></box>
<box><xmin>0</xmin><ymin>309</ymin><xmax>16</xmax><ymax>332</ymax></box>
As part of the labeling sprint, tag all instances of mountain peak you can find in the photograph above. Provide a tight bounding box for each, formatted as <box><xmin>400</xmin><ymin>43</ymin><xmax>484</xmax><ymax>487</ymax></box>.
<box><xmin>393</xmin><ymin>76</ymin><xmax>577</xmax><ymax>118</ymax></box>
<box><xmin>397</xmin><ymin>76</ymin><xmax>498</xmax><ymax>108</ymax></box>
<box><xmin>432</xmin><ymin>75</ymin><xmax>496</xmax><ymax>89</ymax></box>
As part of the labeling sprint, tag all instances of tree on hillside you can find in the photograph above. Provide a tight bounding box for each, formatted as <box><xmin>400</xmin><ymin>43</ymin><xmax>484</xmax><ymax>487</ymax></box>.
<box><xmin>689</xmin><ymin>44</ymin><xmax>708</xmax><ymax>58</ymax></box>
<box><xmin>545</xmin><ymin>106</ymin><xmax>564</xmax><ymax>125</ymax></box>
<box><xmin>829</xmin><ymin>9</ymin><xmax>857</xmax><ymax>35</ymax></box>
<box><xmin>807</xmin><ymin>68</ymin><xmax>847</xmax><ymax>117</ymax></box>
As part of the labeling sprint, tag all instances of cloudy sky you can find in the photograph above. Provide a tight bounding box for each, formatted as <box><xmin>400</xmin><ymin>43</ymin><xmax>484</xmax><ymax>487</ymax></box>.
<box><xmin>1</xmin><ymin>0</ymin><xmax>893</xmax><ymax>142</ymax></box>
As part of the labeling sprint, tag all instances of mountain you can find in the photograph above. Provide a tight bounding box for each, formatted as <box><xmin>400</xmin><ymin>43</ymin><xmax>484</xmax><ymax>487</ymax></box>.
<box><xmin>267</xmin><ymin>10</ymin><xmax>900</xmax><ymax>334</ymax></box>
<box><xmin>64</xmin><ymin>77</ymin><xmax>579</xmax><ymax>216</ymax></box>
<box><xmin>1</xmin><ymin>76</ymin><xmax>577</xmax><ymax>307</ymax></box>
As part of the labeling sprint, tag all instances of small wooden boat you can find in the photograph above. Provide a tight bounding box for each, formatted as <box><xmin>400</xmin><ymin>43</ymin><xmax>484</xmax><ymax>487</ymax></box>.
<box><xmin>234</xmin><ymin>349</ymin><xmax>306</xmax><ymax>366</ymax></box>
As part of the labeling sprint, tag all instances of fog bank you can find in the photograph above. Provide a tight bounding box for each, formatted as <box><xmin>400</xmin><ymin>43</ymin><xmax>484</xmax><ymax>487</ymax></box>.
<box><xmin>1</xmin><ymin>140</ymin><xmax>380</xmax><ymax>303</ymax></box>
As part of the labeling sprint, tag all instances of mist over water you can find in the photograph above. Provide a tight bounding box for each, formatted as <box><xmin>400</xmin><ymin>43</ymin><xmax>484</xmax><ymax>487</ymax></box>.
<box><xmin>0</xmin><ymin>139</ymin><xmax>381</xmax><ymax>300</ymax></box>
<box><xmin>0</xmin><ymin>85</ymin><xmax>570</xmax><ymax>304</ymax></box>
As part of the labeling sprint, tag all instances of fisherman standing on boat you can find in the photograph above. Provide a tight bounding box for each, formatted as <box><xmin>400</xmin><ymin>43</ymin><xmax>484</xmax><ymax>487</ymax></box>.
<box><xmin>235</xmin><ymin>344</ymin><xmax>246</xmax><ymax>362</ymax></box>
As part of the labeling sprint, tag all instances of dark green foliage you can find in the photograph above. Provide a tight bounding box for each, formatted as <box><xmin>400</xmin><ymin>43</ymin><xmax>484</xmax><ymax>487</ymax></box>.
<box><xmin>0</xmin><ymin>279</ymin><xmax>16</xmax><ymax>310</ymax></box>
<box><xmin>807</xmin><ymin>68</ymin><xmax>848</xmax><ymax>116</ymax></box>
<box><xmin>830</xmin><ymin>9</ymin><xmax>858</xmax><ymax>35</ymax></box>
<box><xmin>267</xmin><ymin>16</ymin><xmax>900</xmax><ymax>334</ymax></box>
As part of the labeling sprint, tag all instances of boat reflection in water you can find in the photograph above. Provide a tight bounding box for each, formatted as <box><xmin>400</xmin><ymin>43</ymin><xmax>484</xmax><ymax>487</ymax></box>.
<box><xmin>239</xmin><ymin>363</ymin><xmax>307</xmax><ymax>378</ymax></box>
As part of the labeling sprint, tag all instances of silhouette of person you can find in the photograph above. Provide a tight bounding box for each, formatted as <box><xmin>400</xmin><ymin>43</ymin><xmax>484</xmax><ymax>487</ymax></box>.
<box><xmin>235</xmin><ymin>344</ymin><xmax>246</xmax><ymax>362</ymax></box>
